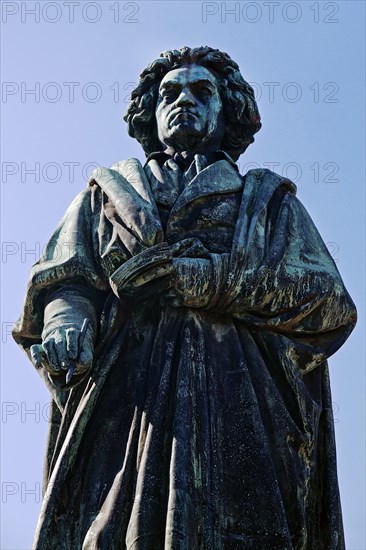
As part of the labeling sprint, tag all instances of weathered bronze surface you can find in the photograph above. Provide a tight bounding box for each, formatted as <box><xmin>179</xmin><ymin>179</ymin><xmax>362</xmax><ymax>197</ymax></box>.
<box><xmin>13</xmin><ymin>47</ymin><xmax>356</xmax><ymax>549</ymax></box>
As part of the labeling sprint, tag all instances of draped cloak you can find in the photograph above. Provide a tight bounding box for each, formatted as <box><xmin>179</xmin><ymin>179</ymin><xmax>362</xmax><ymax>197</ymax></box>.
<box><xmin>13</xmin><ymin>153</ymin><xmax>357</xmax><ymax>550</ymax></box>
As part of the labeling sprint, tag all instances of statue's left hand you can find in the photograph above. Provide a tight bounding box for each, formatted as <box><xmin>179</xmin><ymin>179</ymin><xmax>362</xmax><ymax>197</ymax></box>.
<box><xmin>165</xmin><ymin>257</ymin><xmax>215</xmax><ymax>309</ymax></box>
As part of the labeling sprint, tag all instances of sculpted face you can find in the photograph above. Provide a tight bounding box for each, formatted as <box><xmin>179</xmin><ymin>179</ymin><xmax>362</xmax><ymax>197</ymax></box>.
<box><xmin>155</xmin><ymin>64</ymin><xmax>225</xmax><ymax>154</ymax></box>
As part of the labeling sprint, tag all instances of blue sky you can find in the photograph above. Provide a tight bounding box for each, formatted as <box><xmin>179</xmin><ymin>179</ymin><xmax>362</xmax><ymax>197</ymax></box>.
<box><xmin>1</xmin><ymin>1</ymin><xmax>365</xmax><ymax>548</ymax></box>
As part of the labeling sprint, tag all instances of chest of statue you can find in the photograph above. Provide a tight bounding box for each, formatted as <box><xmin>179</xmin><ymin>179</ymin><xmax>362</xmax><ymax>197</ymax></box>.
<box><xmin>146</xmin><ymin>157</ymin><xmax>244</xmax><ymax>254</ymax></box>
<box><xmin>94</xmin><ymin>158</ymin><xmax>245</xmax><ymax>278</ymax></box>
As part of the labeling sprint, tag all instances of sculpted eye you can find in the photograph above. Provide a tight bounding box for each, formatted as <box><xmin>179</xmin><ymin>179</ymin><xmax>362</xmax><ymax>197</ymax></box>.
<box><xmin>161</xmin><ymin>89</ymin><xmax>178</xmax><ymax>102</ymax></box>
<box><xmin>193</xmin><ymin>85</ymin><xmax>213</xmax><ymax>101</ymax></box>
<box><xmin>198</xmin><ymin>90</ymin><xmax>211</xmax><ymax>100</ymax></box>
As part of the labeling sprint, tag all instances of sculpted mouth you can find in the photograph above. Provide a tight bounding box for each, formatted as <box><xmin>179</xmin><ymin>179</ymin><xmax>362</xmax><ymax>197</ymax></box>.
<box><xmin>170</xmin><ymin>110</ymin><xmax>197</xmax><ymax>124</ymax></box>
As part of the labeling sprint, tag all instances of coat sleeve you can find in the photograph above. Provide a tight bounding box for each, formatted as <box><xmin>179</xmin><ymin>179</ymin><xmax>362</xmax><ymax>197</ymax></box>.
<box><xmin>216</xmin><ymin>187</ymin><xmax>357</xmax><ymax>371</ymax></box>
<box><xmin>12</xmin><ymin>184</ymin><xmax>113</xmax><ymax>405</ymax></box>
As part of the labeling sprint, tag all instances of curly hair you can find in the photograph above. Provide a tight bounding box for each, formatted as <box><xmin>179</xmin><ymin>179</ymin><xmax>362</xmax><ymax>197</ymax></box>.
<box><xmin>123</xmin><ymin>46</ymin><xmax>261</xmax><ymax>161</ymax></box>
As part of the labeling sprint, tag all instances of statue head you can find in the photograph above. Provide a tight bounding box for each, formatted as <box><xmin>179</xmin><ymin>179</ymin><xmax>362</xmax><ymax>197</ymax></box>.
<box><xmin>124</xmin><ymin>46</ymin><xmax>261</xmax><ymax>161</ymax></box>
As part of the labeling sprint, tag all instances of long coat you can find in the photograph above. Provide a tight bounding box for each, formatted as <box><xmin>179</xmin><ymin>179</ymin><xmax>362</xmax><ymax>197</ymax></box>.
<box><xmin>13</xmin><ymin>153</ymin><xmax>356</xmax><ymax>549</ymax></box>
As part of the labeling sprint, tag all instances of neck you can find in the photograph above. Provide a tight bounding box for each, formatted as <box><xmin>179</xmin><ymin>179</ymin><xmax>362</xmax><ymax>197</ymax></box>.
<box><xmin>163</xmin><ymin>143</ymin><xmax>221</xmax><ymax>158</ymax></box>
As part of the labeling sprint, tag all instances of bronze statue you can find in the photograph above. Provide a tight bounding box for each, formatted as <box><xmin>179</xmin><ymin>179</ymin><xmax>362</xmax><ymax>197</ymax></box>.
<box><xmin>13</xmin><ymin>47</ymin><xmax>356</xmax><ymax>549</ymax></box>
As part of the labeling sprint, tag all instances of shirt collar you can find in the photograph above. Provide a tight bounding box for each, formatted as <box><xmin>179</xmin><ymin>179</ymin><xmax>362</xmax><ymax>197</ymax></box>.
<box><xmin>144</xmin><ymin>150</ymin><xmax>238</xmax><ymax>171</ymax></box>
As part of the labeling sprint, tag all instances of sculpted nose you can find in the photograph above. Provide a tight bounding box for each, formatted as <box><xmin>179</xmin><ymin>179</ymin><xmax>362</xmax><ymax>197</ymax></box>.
<box><xmin>175</xmin><ymin>88</ymin><xmax>196</xmax><ymax>106</ymax></box>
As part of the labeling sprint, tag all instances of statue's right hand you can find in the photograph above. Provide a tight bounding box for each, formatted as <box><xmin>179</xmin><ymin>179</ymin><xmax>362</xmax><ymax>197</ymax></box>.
<box><xmin>30</xmin><ymin>325</ymin><xmax>94</xmax><ymax>381</ymax></box>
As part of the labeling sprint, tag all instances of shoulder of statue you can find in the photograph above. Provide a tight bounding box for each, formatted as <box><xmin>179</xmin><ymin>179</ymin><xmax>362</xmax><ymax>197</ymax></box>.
<box><xmin>87</xmin><ymin>158</ymin><xmax>145</xmax><ymax>187</ymax></box>
<box><xmin>86</xmin><ymin>158</ymin><xmax>157</xmax><ymax>211</ymax></box>
<box><xmin>110</xmin><ymin>158</ymin><xmax>144</xmax><ymax>175</ymax></box>
<box><xmin>243</xmin><ymin>167</ymin><xmax>297</xmax><ymax>195</ymax></box>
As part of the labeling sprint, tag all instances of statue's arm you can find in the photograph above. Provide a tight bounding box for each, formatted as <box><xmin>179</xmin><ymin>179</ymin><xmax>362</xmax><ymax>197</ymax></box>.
<box><xmin>13</xmin><ymin>185</ymin><xmax>110</xmax><ymax>393</ymax></box>
<box><xmin>216</xmin><ymin>190</ymin><xmax>357</xmax><ymax>367</ymax></box>
<box><xmin>224</xmin><ymin>192</ymin><xmax>356</xmax><ymax>325</ymax></box>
